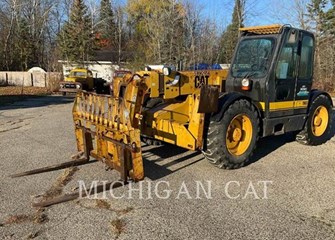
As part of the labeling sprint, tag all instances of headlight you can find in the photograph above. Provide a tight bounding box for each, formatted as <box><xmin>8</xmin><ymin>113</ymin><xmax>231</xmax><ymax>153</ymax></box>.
<box><xmin>60</xmin><ymin>84</ymin><xmax>64</xmax><ymax>88</ymax></box>
<box><xmin>76</xmin><ymin>85</ymin><xmax>81</xmax><ymax>89</ymax></box>
<box><xmin>241</xmin><ymin>78</ymin><xmax>251</xmax><ymax>91</ymax></box>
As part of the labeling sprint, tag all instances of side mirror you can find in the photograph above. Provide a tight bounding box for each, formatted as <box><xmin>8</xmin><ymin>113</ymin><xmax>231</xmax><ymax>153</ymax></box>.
<box><xmin>163</xmin><ymin>67</ymin><xmax>171</xmax><ymax>76</ymax></box>
<box><xmin>288</xmin><ymin>30</ymin><xmax>297</xmax><ymax>44</ymax></box>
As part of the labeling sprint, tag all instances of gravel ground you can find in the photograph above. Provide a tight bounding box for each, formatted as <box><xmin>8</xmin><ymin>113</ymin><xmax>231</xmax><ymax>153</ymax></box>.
<box><xmin>0</xmin><ymin>96</ymin><xmax>335</xmax><ymax>240</ymax></box>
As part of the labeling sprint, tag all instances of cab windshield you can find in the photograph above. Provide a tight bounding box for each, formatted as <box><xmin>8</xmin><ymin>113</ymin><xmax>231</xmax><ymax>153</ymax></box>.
<box><xmin>231</xmin><ymin>38</ymin><xmax>275</xmax><ymax>78</ymax></box>
<box><xmin>70</xmin><ymin>71</ymin><xmax>87</xmax><ymax>77</ymax></box>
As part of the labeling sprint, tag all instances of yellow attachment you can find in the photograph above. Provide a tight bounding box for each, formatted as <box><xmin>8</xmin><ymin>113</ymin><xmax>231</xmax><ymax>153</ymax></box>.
<box><xmin>161</xmin><ymin>70</ymin><xmax>228</xmax><ymax>99</ymax></box>
<box><xmin>135</xmin><ymin>69</ymin><xmax>228</xmax><ymax>99</ymax></box>
<box><xmin>112</xmin><ymin>71</ymin><xmax>133</xmax><ymax>98</ymax></box>
<box><xmin>226</xmin><ymin>114</ymin><xmax>253</xmax><ymax>156</ymax></box>
<box><xmin>141</xmin><ymin>91</ymin><xmax>205</xmax><ymax>150</ymax></box>
<box><xmin>72</xmin><ymin>78</ymin><xmax>146</xmax><ymax>181</ymax></box>
<box><xmin>311</xmin><ymin>106</ymin><xmax>329</xmax><ymax>137</ymax></box>
<box><xmin>239</xmin><ymin>24</ymin><xmax>282</xmax><ymax>35</ymax></box>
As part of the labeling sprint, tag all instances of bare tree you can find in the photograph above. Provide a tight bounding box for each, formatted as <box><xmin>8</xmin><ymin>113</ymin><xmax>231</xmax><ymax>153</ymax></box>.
<box><xmin>1</xmin><ymin>0</ymin><xmax>20</xmax><ymax>70</ymax></box>
<box><xmin>0</xmin><ymin>0</ymin><xmax>60</xmax><ymax>70</ymax></box>
<box><xmin>115</xmin><ymin>6</ymin><xmax>124</xmax><ymax>65</ymax></box>
<box><xmin>183</xmin><ymin>0</ymin><xmax>202</xmax><ymax>67</ymax></box>
<box><xmin>87</xmin><ymin>0</ymin><xmax>99</xmax><ymax>32</ymax></box>
<box><xmin>269</xmin><ymin>0</ymin><xmax>310</xmax><ymax>29</ymax></box>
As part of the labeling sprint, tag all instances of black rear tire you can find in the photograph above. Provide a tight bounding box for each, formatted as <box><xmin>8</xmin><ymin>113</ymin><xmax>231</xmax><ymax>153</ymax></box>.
<box><xmin>296</xmin><ymin>95</ymin><xmax>333</xmax><ymax>145</ymax></box>
<box><xmin>203</xmin><ymin>99</ymin><xmax>259</xmax><ymax>169</ymax></box>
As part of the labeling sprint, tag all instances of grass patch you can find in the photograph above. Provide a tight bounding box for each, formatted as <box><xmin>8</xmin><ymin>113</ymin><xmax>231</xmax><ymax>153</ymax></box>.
<box><xmin>42</xmin><ymin>167</ymin><xmax>78</xmax><ymax>200</ymax></box>
<box><xmin>2</xmin><ymin>209</ymin><xmax>48</xmax><ymax>226</ymax></box>
<box><xmin>0</xmin><ymin>86</ymin><xmax>50</xmax><ymax>105</ymax></box>
<box><xmin>26</xmin><ymin>230</ymin><xmax>41</xmax><ymax>239</ymax></box>
<box><xmin>33</xmin><ymin>208</ymin><xmax>49</xmax><ymax>224</ymax></box>
<box><xmin>95</xmin><ymin>199</ymin><xmax>111</xmax><ymax>209</ymax></box>
<box><xmin>110</xmin><ymin>219</ymin><xmax>126</xmax><ymax>238</ymax></box>
<box><xmin>4</xmin><ymin>215</ymin><xmax>32</xmax><ymax>225</ymax></box>
<box><xmin>0</xmin><ymin>86</ymin><xmax>50</xmax><ymax>96</ymax></box>
<box><xmin>56</xmin><ymin>167</ymin><xmax>78</xmax><ymax>187</ymax></box>
<box><xmin>115</xmin><ymin>207</ymin><xmax>134</xmax><ymax>216</ymax></box>
<box><xmin>77</xmin><ymin>200</ymin><xmax>134</xmax><ymax>216</ymax></box>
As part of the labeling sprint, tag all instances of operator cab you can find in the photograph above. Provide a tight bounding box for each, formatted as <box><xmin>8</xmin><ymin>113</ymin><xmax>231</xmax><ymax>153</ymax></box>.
<box><xmin>226</xmin><ymin>25</ymin><xmax>315</xmax><ymax>135</ymax></box>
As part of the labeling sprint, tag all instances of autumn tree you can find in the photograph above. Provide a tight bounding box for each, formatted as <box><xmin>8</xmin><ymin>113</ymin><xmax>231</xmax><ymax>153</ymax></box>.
<box><xmin>127</xmin><ymin>0</ymin><xmax>186</xmax><ymax>65</ymax></box>
<box><xmin>57</xmin><ymin>0</ymin><xmax>95</xmax><ymax>63</ymax></box>
<box><xmin>97</xmin><ymin>0</ymin><xmax>116</xmax><ymax>49</ymax></box>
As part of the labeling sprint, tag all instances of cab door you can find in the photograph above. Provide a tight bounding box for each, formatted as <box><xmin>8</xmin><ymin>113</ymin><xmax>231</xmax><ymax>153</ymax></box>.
<box><xmin>270</xmin><ymin>29</ymin><xmax>299</xmax><ymax>118</ymax></box>
<box><xmin>294</xmin><ymin>32</ymin><xmax>314</xmax><ymax>114</ymax></box>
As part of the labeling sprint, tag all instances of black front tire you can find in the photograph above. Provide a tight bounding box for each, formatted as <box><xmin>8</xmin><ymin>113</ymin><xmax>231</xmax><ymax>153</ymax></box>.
<box><xmin>203</xmin><ymin>99</ymin><xmax>260</xmax><ymax>169</ymax></box>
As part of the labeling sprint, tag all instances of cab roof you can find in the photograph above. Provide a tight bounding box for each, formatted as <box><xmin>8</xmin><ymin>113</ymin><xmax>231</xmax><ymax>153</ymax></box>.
<box><xmin>71</xmin><ymin>68</ymin><xmax>91</xmax><ymax>72</ymax></box>
<box><xmin>239</xmin><ymin>24</ymin><xmax>282</xmax><ymax>35</ymax></box>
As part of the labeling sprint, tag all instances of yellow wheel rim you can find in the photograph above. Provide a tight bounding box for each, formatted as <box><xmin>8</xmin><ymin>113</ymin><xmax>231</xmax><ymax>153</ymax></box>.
<box><xmin>226</xmin><ymin>114</ymin><xmax>253</xmax><ymax>156</ymax></box>
<box><xmin>311</xmin><ymin>106</ymin><xmax>328</xmax><ymax>137</ymax></box>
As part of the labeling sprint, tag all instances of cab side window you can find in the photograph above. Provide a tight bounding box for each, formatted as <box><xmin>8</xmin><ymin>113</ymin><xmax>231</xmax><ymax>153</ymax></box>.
<box><xmin>276</xmin><ymin>31</ymin><xmax>298</xmax><ymax>79</ymax></box>
<box><xmin>298</xmin><ymin>36</ymin><xmax>314</xmax><ymax>79</ymax></box>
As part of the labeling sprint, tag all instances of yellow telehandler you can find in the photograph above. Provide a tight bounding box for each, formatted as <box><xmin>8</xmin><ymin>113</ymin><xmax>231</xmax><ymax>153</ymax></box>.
<box><xmin>72</xmin><ymin>25</ymin><xmax>333</xmax><ymax>182</ymax></box>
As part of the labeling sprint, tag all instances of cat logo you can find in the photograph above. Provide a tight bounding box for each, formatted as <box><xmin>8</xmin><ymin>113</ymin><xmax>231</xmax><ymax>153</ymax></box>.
<box><xmin>195</xmin><ymin>71</ymin><xmax>209</xmax><ymax>88</ymax></box>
